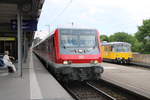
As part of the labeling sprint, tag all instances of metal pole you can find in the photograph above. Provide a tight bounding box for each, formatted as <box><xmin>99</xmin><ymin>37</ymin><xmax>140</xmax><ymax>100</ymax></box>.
<box><xmin>20</xmin><ymin>16</ymin><xmax>23</xmax><ymax>77</ymax></box>
<box><xmin>17</xmin><ymin>9</ymin><xmax>22</xmax><ymax>77</ymax></box>
<box><xmin>23</xmin><ymin>33</ymin><xmax>26</xmax><ymax>62</ymax></box>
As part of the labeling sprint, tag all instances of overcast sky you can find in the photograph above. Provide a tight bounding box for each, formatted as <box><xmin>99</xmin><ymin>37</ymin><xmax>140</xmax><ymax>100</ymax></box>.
<box><xmin>35</xmin><ymin>0</ymin><xmax>150</xmax><ymax>39</ymax></box>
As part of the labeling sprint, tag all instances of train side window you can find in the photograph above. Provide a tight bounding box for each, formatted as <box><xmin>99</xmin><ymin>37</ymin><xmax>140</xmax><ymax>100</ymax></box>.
<box><xmin>50</xmin><ymin>36</ymin><xmax>54</xmax><ymax>48</ymax></box>
<box><xmin>49</xmin><ymin>36</ymin><xmax>55</xmax><ymax>50</ymax></box>
<box><xmin>106</xmin><ymin>46</ymin><xmax>112</xmax><ymax>52</ymax></box>
<box><xmin>108</xmin><ymin>46</ymin><xmax>110</xmax><ymax>52</ymax></box>
<box><xmin>104</xmin><ymin>46</ymin><xmax>107</xmax><ymax>51</ymax></box>
<box><xmin>48</xmin><ymin>39</ymin><xmax>51</xmax><ymax>50</ymax></box>
<box><xmin>110</xmin><ymin>46</ymin><xmax>113</xmax><ymax>51</ymax></box>
<box><xmin>112</xmin><ymin>46</ymin><xmax>115</xmax><ymax>52</ymax></box>
<box><xmin>52</xmin><ymin>36</ymin><xmax>55</xmax><ymax>47</ymax></box>
<box><xmin>106</xmin><ymin>46</ymin><xmax>109</xmax><ymax>51</ymax></box>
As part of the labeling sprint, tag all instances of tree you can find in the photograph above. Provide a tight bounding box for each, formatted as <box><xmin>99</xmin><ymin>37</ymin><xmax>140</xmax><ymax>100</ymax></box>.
<box><xmin>135</xmin><ymin>19</ymin><xmax>150</xmax><ymax>53</ymax></box>
<box><xmin>131</xmin><ymin>39</ymin><xmax>142</xmax><ymax>52</ymax></box>
<box><xmin>100</xmin><ymin>35</ymin><xmax>109</xmax><ymax>42</ymax></box>
<box><xmin>109</xmin><ymin>32</ymin><xmax>135</xmax><ymax>44</ymax></box>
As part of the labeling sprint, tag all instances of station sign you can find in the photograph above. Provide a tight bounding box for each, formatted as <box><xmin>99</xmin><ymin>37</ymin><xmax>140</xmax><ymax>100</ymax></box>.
<box><xmin>11</xmin><ymin>20</ymin><xmax>38</xmax><ymax>31</ymax></box>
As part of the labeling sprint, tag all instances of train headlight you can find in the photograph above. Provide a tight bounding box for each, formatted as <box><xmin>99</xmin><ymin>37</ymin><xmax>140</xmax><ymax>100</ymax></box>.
<box><xmin>63</xmin><ymin>61</ymin><xmax>72</xmax><ymax>64</ymax></box>
<box><xmin>63</xmin><ymin>61</ymin><xmax>69</xmax><ymax>64</ymax></box>
<box><xmin>93</xmin><ymin>60</ymin><xmax>98</xmax><ymax>64</ymax></box>
<box><xmin>91</xmin><ymin>60</ymin><xmax>99</xmax><ymax>64</ymax></box>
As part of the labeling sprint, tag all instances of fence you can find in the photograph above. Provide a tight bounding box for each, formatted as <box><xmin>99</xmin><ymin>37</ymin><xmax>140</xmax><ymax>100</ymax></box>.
<box><xmin>132</xmin><ymin>54</ymin><xmax>150</xmax><ymax>65</ymax></box>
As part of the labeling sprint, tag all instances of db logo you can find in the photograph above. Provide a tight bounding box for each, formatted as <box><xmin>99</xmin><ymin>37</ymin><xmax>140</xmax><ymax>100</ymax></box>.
<box><xmin>79</xmin><ymin>55</ymin><xmax>84</xmax><ymax>59</ymax></box>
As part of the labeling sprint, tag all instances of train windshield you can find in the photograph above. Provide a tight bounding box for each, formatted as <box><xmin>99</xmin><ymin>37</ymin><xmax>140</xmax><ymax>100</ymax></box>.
<box><xmin>60</xmin><ymin>29</ymin><xmax>97</xmax><ymax>48</ymax></box>
<box><xmin>79</xmin><ymin>35</ymin><xmax>96</xmax><ymax>47</ymax></box>
<box><xmin>114</xmin><ymin>45</ymin><xmax>131</xmax><ymax>52</ymax></box>
<box><xmin>61</xmin><ymin>35</ymin><xmax>79</xmax><ymax>47</ymax></box>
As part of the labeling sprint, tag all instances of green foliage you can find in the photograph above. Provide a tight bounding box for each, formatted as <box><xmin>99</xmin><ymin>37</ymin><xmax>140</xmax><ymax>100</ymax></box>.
<box><xmin>135</xmin><ymin>19</ymin><xmax>150</xmax><ymax>53</ymax></box>
<box><xmin>109</xmin><ymin>32</ymin><xmax>135</xmax><ymax>44</ymax></box>
<box><xmin>132</xmin><ymin>39</ymin><xmax>142</xmax><ymax>52</ymax></box>
<box><xmin>100</xmin><ymin>35</ymin><xmax>109</xmax><ymax>42</ymax></box>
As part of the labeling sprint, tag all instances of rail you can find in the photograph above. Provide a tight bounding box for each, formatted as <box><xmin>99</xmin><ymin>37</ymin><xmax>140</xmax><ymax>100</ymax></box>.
<box><xmin>64</xmin><ymin>82</ymin><xmax>116</xmax><ymax>100</ymax></box>
<box><xmin>86</xmin><ymin>82</ymin><xmax>116</xmax><ymax>100</ymax></box>
<box><xmin>88</xmin><ymin>79</ymin><xmax>150</xmax><ymax>100</ymax></box>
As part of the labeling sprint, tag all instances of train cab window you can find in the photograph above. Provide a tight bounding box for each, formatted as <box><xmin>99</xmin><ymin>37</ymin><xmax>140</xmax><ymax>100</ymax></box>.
<box><xmin>79</xmin><ymin>35</ymin><xmax>96</xmax><ymax>48</ymax></box>
<box><xmin>61</xmin><ymin>34</ymin><xmax>78</xmax><ymax>47</ymax></box>
<box><xmin>60</xmin><ymin>29</ymin><xmax>98</xmax><ymax>49</ymax></box>
<box><xmin>115</xmin><ymin>45</ymin><xmax>131</xmax><ymax>52</ymax></box>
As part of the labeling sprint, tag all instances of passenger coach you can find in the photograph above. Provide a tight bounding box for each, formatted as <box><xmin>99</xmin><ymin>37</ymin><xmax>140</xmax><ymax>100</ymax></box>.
<box><xmin>34</xmin><ymin>28</ymin><xmax>104</xmax><ymax>81</ymax></box>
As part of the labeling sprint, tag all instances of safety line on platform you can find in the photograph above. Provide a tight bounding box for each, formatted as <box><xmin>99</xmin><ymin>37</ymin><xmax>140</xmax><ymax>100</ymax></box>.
<box><xmin>29</xmin><ymin>52</ymin><xmax>43</xmax><ymax>99</ymax></box>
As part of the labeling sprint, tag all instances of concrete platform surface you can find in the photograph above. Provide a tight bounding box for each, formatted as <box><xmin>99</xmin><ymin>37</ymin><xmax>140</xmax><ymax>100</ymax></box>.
<box><xmin>101</xmin><ymin>62</ymin><xmax>150</xmax><ymax>99</ymax></box>
<box><xmin>0</xmin><ymin>51</ymin><xmax>74</xmax><ymax>100</ymax></box>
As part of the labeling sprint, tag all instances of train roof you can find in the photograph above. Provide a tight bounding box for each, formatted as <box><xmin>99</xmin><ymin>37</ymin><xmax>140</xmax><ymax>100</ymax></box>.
<box><xmin>102</xmin><ymin>42</ymin><xmax>131</xmax><ymax>46</ymax></box>
<box><xmin>58</xmin><ymin>28</ymin><xmax>97</xmax><ymax>31</ymax></box>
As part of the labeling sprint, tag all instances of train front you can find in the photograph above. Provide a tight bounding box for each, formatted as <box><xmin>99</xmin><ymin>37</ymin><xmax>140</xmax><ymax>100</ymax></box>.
<box><xmin>54</xmin><ymin>28</ymin><xmax>104</xmax><ymax>81</ymax></box>
<box><xmin>113</xmin><ymin>43</ymin><xmax>133</xmax><ymax>64</ymax></box>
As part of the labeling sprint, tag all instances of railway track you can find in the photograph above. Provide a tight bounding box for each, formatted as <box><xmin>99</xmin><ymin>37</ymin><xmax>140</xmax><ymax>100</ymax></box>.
<box><xmin>64</xmin><ymin>82</ymin><xmax>116</xmax><ymax>100</ymax></box>
<box><xmin>87</xmin><ymin>80</ymin><xmax>150</xmax><ymax>100</ymax></box>
<box><xmin>63</xmin><ymin>80</ymin><xmax>150</xmax><ymax>100</ymax></box>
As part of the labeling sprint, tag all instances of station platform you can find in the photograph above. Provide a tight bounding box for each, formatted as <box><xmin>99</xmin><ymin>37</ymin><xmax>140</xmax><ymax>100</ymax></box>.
<box><xmin>0</xmin><ymin>51</ymin><xmax>74</xmax><ymax>100</ymax></box>
<box><xmin>101</xmin><ymin>62</ymin><xmax>150</xmax><ymax>99</ymax></box>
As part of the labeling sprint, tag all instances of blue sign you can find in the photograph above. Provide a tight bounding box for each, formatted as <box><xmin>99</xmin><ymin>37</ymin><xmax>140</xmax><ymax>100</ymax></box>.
<box><xmin>11</xmin><ymin>20</ymin><xmax>38</xmax><ymax>31</ymax></box>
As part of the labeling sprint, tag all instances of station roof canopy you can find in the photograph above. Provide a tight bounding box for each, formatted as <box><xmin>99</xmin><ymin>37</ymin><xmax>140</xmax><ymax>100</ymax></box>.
<box><xmin>0</xmin><ymin>0</ymin><xmax>44</xmax><ymax>37</ymax></box>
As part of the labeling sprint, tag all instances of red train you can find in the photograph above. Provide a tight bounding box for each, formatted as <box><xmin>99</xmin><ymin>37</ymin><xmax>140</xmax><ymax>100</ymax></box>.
<box><xmin>33</xmin><ymin>28</ymin><xmax>104</xmax><ymax>81</ymax></box>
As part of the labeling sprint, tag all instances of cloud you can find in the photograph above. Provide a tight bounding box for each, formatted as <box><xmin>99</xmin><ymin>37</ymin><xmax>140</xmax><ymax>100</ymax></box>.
<box><xmin>37</xmin><ymin>0</ymin><xmax>150</xmax><ymax>37</ymax></box>
<box><xmin>75</xmin><ymin>0</ymin><xmax>150</xmax><ymax>24</ymax></box>
<box><xmin>46</xmin><ymin>0</ymin><xmax>64</xmax><ymax>4</ymax></box>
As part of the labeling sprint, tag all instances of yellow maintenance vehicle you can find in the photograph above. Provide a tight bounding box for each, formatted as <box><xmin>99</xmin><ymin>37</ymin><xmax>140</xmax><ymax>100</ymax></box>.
<box><xmin>102</xmin><ymin>42</ymin><xmax>133</xmax><ymax>64</ymax></box>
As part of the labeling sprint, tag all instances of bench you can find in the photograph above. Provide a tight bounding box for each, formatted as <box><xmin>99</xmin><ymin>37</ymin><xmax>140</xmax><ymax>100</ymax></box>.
<box><xmin>0</xmin><ymin>55</ymin><xmax>7</xmax><ymax>69</ymax></box>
